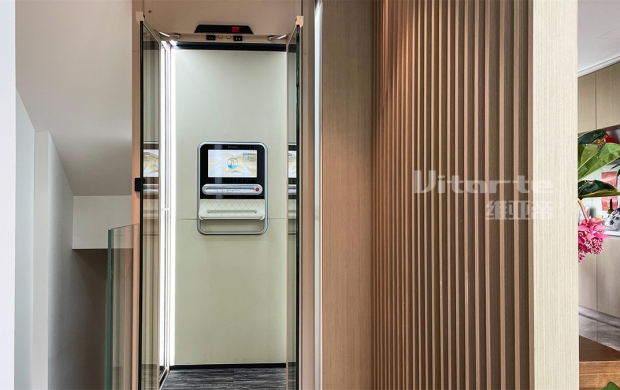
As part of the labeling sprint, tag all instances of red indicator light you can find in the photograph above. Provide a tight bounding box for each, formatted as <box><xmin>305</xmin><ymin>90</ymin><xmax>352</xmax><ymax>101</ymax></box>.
<box><xmin>232</xmin><ymin>26</ymin><xmax>240</xmax><ymax>33</ymax></box>
<box><xmin>255</xmin><ymin>187</ymin><xmax>259</xmax><ymax>192</ymax></box>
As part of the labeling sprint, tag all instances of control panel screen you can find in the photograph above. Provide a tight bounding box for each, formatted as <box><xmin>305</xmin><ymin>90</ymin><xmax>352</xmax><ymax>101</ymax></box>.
<box><xmin>288</xmin><ymin>151</ymin><xmax>297</xmax><ymax>179</ymax></box>
<box><xmin>208</xmin><ymin>150</ymin><xmax>257</xmax><ymax>178</ymax></box>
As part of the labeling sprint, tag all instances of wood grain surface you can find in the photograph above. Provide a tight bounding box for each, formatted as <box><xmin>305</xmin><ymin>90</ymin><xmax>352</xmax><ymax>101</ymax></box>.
<box><xmin>580</xmin><ymin>336</ymin><xmax>620</xmax><ymax>390</ymax></box>
<box><xmin>372</xmin><ymin>0</ymin><xmax>546</xmax><ymax>388</ymax></box>
<box><xmin>321</xmin><ymin>0</ymin><xmax>374</xmax><ymax>388</ymax></box>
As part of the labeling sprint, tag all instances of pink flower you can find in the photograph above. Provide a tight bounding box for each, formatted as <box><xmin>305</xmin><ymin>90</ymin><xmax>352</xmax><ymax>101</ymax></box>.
<box><xmin>578</xmin><ymin>218</ymin><xmax>608</xmax><ymax>262</ymax></box>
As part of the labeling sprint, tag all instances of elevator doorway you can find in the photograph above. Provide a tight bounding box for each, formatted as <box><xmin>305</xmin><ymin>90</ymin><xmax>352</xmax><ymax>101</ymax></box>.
<box><xmin>137</xmin><ymin>19</ymin><xmax>301</xmax><ymax>390</ymax></box>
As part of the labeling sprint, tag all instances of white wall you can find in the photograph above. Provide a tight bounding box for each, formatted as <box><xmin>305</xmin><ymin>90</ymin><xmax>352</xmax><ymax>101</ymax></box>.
<box><xmin>43</xmin><ymin>132</ymin><xmax>75</xmax><ymax>388</ymax></box>
<box><xmin>73</xmin><ymin>195</ymin><xmax>133</xmax><ymax>249</ymax></box>
<box><xmin>15</xmin><ymin>93</ymin><xmax>34</xmax><ymax>389</ymax></box>
<box><xmin>32</xmin><ymin>133</ymin><xmax>53</xmax><ymax>389</ymax></box>
<box><xmin>0</xmin><ymin>0</ymin><xmax>16</xmax><ymax>386</ymax></box>
<box><xmin>34</xmin><ymin>132</ymin><xmax>106</xmax><ymax>389</ymax></box>
<box><xmin>16</xmin><ymin>0</ymin><xmax>133</xmax><ymax>197</ymax></box>
<box><xmin>174</xmin><ymin>49</ymin><xmax>288</xmax><ymax>364</ymax></box>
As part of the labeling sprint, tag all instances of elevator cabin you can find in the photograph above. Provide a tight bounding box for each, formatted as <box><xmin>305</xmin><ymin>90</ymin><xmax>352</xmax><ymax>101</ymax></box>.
<box><xmin>105</xmin><ymin>2</ymin><xmax>302</xmax><ymax>388</ymax></box>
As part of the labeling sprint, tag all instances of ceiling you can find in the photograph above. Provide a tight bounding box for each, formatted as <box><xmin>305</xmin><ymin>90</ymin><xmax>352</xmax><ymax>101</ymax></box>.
<box><xmin>144</xmin><ymin>0</ymin><xmax>298</xmax><ymax>38</ymax></box>
<box><xmin>16</xmin><ymin>0</ymin><xmax>297</xmax><ymax>197</ymax></box>
<box><xmin>579</xmin><ymin>0</ymin><xmax>620</xmax><ymax>73</ymax></box>
<box><xmin>16</xmin><ymin>0</ymin><xmax>619</xmax><ymax>196</ymax></box>
<box><xmin>17</xmin><ymin>0</ymin><xmax>133</xmax><ymax>196</ymax></box>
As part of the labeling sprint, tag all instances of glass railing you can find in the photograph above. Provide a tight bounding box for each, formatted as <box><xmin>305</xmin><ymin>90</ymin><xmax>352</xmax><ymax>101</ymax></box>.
<box><xmin>106</xmin><ymin>224</ymin><xmax>139</xmax><ymax>390</ymax></box>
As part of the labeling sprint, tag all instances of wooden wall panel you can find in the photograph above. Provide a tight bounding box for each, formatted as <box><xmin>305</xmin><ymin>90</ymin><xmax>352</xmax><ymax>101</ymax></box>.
<box><xmin>578</xmin><ymin>73</ymin><xmax>596</xmax><ymax>133</ymax></box>
<box><xmin>320</xmin><ymin>0</ymin><xmax>374</xmax><ymax>388</ymax></box>
<box><xmin>371</xmin><ymin>0</ymin><xmax>556</xmax><ymax>388</ymax></box>
<box><xmin>531</xmin><ymin>0</ymin><xmax>578</xmax><ymax>388</ymax></box>
<box><xmin>596</xmin><ymin>63</ymin><xmax>620</xmax><ymax>129</ymax></box>
<box><xmin>132</xmin><ymin>0</ymin><xmax>141</xmax><ymax>224</ymax></box>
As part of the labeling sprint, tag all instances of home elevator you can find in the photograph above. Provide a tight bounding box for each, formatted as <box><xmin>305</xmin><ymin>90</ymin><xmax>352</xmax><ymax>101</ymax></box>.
<box><xmin>106</xmin><ymin>18</ymin><xmax>302</xmax><ymax>390</ymax></box>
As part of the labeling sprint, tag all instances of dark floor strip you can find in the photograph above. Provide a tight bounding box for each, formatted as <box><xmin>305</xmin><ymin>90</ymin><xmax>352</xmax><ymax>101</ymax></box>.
<box><xmin>161</xmin><ymin>367</ymin><xmax>286</xmax><ymax>390</ymax></box>
<box><xmin>580</xmin><ymin>306</ymin><xmax>620</xmax><ymax>329</ymax></box>
<box><xmin>171</xmin><ymin>363</ymin><xmax>286</xmax><ymax>370</ymax></box>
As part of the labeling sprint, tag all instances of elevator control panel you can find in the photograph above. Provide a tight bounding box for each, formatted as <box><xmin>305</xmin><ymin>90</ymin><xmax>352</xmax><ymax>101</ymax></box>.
<box><xmin>197</xmin><ymin>142</ymin><xmax>267</xmax><ymax>235</ymax></box>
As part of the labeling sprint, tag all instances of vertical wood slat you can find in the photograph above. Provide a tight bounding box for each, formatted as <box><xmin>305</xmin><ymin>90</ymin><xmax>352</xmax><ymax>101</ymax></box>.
<box><xmin>474</xmin><ymin>0</ymin><xmax>485</xmax><ymax>387</ymax></box>
<box><xmin>512</xmin><ymin>0</ymin><xmax>522</xmax><ymax>387</ymax></box>
<box><xmin>454</xmin><ymin>0</ymin><xmax>465</xmax><ymax>388</ymax></box>
<box><xmin>405</xmin><ymin>1</ymin><xmax>414</xmax><ymax>387</ymax></box>
<box><xmin>373</xmin><ymin>0</ymin><xmax>532</xmax><ymax>388</ymax></box>
<box><xmin>445</xmin><ymin>0</ymin><xmax>455</xmax><ymax>388</ymax></box>
<box><xmin>423</xmin><ymin>0</ymin><xmax>430</xmax><ymax>387</ymax></box>
<box><xmin>415</xmin><ymin>0</ymin><xmax>423</xmax><ymax>388</ymax></box>
<box><xmin>464</xmin><ymin>0</ymin><xmax>474</xmax><ymax>387</ymax></box>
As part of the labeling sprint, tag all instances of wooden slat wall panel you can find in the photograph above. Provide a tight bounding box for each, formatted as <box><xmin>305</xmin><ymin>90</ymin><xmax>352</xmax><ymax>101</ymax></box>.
<box><xmin>373</xmin><ymin>0</ymin><xmax>532</xmax><ymax>388</ymax></box>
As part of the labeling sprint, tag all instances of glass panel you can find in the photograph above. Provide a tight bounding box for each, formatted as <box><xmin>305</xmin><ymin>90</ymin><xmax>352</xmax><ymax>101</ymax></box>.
<box><xmin>286</xmin><ymin>25</ymin><xmax>300</xmax><ymax>390</ymax></box>
<box><xmin>106</xmin><ymin>224</ymin><xmax>140</xmax><ymax>390</ymax></box>
<box><xmin>158</xmin><ymin>40</ymin><xmax>171</xmax><ymax>383</ymax></box>
<box><xmin>140</xmin><ymin>22</ymin><xmax>161</xmax><ymax>390</ymax></box>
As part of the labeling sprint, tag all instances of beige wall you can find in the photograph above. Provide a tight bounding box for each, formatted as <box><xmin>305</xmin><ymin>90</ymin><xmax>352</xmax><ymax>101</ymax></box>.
<box><xmin>532</xmin><ymin>1</ymin><xmax>579</xmax><ymax>388</ymax></box>
<box><xmin>578</xmin><ymin>61</ymin><xmax>620</xmax><ymax>134</ymax></box>
<box><xmin>173</xmin><ymin>49</ymin><xmax>288</xmax><ymax>365</ymax></box>
<box><xmin>580</xmin><ymin>238</ymin><xmax>620</xmax><ymax>317</ymax></box>
<box><xmin>578</xmin><ymin>73</ymin><xmax>596</xmax><ymax>133</ymax></box>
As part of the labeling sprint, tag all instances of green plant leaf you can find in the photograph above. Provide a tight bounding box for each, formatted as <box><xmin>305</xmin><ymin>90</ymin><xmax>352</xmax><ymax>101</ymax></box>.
<box><xmin>579</xmin><ymin>129</ymin><xmax>607</xmax><ymax>145</ymax></box>
<box><xmin>601</xmin><ymin>382</ymin><xmax>620</xmax><ymax>390</ymax></box>
<box><xmin>579</xmin><ymin>144</ymin><xmax>600</xmax><ymax>170</ymax></box>
<box><xmin>578</xmin><ymin>143</ymin><xmax>620</xmax><ymax>180</ymax></box>
<box><xmin>579</xmin><ymin>180</ymin><xmax>620</xmax><ymax>199</ymax></box>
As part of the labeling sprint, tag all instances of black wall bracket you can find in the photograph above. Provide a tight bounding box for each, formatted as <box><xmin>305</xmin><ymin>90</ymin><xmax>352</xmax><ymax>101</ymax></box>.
<box><xmin>134</xmin><ymin>177</ymin><xmax>142</xmax><ymax>192</ymax></box>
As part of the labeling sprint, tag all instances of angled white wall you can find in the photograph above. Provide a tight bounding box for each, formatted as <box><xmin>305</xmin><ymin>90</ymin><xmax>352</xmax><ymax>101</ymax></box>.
<box><xmin>34</xmin><ymin>133</ymin><xmax>107</xmax><ymax>389</ymax></box>
<box><xmin>15</xmin><ymin>93</ymin><xmax>34</xmax><ymax>389</ymax></box>
<box><xmin>32</xmin><ymin>132</ymin><xmax>60</xmax><ymax>389</ymax></box>
<box><xmin>32</xmin><ymin>132</ymin><xmax>73</xmax><ymax>389</ymax></box>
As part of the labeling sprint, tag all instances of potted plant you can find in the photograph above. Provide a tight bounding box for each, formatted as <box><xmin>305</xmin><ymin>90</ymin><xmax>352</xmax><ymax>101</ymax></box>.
<box><xmin>577</xmin><ymin>129</ymin><xmax>620</xmax><ymax>261</ymax></box>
